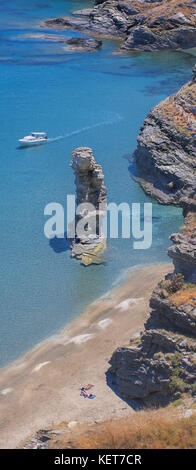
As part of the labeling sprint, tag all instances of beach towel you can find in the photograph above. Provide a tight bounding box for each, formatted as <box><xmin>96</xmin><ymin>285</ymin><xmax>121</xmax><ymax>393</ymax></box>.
<box><xmin>88</xmin><ymin>394</ymin><xmax>96</xmax><ymax>399</ymax></box>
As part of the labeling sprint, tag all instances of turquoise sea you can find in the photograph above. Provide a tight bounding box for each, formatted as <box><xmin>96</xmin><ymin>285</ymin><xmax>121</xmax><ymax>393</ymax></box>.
<box><xmin>0</xmin><ymin>0</ymin><xmax>195</xmax><ymax>367</ymax></box>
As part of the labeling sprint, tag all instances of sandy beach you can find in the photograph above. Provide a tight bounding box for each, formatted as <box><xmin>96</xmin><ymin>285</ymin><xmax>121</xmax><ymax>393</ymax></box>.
<box><xmin>0</xmin><ymin>263</ymin><xmax>172</xmax><ymax>449</ymax></box>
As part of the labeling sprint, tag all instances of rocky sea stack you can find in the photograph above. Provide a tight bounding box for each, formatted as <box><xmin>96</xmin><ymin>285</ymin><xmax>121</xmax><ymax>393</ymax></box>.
<box><xmin>70</xmin><ymin>147</ymin><xmax>107</xmax><ymax>266</ymax></box>
<box><xmin>44</xmin><ymin>0</ymin><xmax>196</xmax><ymax>52</ymax></box>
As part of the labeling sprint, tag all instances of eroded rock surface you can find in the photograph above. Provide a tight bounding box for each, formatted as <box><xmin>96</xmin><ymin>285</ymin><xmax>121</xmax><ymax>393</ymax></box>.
<box><xmin>135</xmin><ymin>67</ymin><xmax>196</xmax><ymax>205</ymax></box>
<box><xmin>110</xmin><ymin>225</ymin><xmax>196</xmax><ymax>404</ymax></box>
<box><xmin>70</xmin><ymin>147</ymin><xmax>107</xmax><ymax>266</ymax></box>
<box><xmin>43</xmin><ymin>0</ymin><xmax>196</xmax><ymax>51</ymax></box>
<box><xmin>66</xmin><ymin>37</ymin><xmax>102</xmax><ymax>51</ymax></box>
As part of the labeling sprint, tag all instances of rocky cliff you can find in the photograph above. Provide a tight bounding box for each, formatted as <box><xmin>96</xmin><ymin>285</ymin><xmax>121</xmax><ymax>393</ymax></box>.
<box><xmin>110</xmin><ymin>68</ymin><xmax>196</xmax><ymax>405</ymax></box>
<box><xmin>44</xmin><ymin>0</ymin><xmax>196</xmax><ymax>52</ymax></box>
<box><xmin>110</xmin><ymin>213</ymin><xmax>196</xmax><ymax>405</ymax></box>
<box><xmin>168</xmin><ymin>212</ymin><xmax>196</xmax><ymax>283</ymax></box>
<box><xmin>70</xmin><ymin>147</ymin><xmax>107</xmax><ymax>266</ymax></box>
<box><xmin>135</xmin><ymin>67</ymin><xmax>196</xmax><ymax>205</ymax></box>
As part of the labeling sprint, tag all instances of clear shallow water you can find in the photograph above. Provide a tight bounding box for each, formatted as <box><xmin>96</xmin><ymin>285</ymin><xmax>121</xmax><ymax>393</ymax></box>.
<box><xmin>0</xmin><ymin>0</ymin><xmax>195</xmax><ymax>367</ymax></box>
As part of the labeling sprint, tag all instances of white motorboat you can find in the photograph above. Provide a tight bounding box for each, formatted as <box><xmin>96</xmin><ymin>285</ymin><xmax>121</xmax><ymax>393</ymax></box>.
<box><xmin>18</xmin><ymin>132</ymin><xmax>48</xmax><ymax>147</ymax></box>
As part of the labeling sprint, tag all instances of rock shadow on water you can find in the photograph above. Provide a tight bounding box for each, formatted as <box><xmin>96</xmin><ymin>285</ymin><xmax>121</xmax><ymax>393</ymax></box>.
<box><xmin>127</xmin><ymin>152</ymin><xmax>138</xmax><ymax>179</ymax></box>
<box><xmin>144</xmin><ymin>74</ymin><xmax>192</xmax><ymax>97</ymax></box>
<box><xmin>34</xmin><ymin>3</ymin><xmax>51</xmax><ymax>10</ymax></box>
<box><xmin>49</xmin><ymin>232</ymin><xmax>70</xmax><ymax>254</ymax></box>
<box><xmin>128</xmin><ymin>151</ymin><xmax>184</xmax><ymax>205</ymax></box>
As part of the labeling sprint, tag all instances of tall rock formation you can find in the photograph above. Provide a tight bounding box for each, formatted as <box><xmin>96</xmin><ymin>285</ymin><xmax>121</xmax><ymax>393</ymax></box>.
<box><xmin>70</xmin><ymin>147</ymin><xmax>107</xmax><ymax>266</ymax></box>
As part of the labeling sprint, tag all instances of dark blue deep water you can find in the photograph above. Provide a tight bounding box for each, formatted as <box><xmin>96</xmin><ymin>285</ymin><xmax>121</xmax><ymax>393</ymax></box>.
<box><xmin>0</xmin><ymin>0</ymin><xmax>195</xmax><ymax>366</ymax></box>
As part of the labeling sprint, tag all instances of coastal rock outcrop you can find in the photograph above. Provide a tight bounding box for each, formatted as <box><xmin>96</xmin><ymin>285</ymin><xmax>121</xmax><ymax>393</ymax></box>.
<box><xmin>43</xmin><ymin>0</ymin><xmax>196</xmax><ymax>52</ymax></box>
<box><xmin>70</xmin><ymin>147</ymin><xmax>107</xmax><ymax>266</ymax></box>
<box><xmin>135</xmin><ymin>66</ymin><xmax>196</xmax><ymax>205</ymax></box>
<box><xmin>110</xmin><ymin>213</ymin><xmax>196</xmax><ymax>404</ymax></box>
<box><xmin>168</xmin><ymin>235</ymin><xmax>196</xmax><ymax>283</ymax></box>
<box><xmin>110</xmin><ymin>68</ymin><xmax>196</xmax><ymax>406</ymax></box>
<box><xmin>65</xmin><ymin>37</ymin><xmax>102</xmax><ymax>52</ymax></box>
<box><xmin>23</xmin><ymin>33</ymin><xmax>102</xmax><ymax>52</ymax></box>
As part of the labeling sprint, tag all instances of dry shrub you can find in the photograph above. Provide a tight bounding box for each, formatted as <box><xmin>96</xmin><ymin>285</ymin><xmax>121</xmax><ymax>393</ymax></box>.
<box><xmin>170</xmin><ymin>287</ymin><xmax>196</xmax><ymax>307</ymax></box>
<box><xmin>48</xmin><ymin>408</ymin><xmax>196</xmax><ymax>449</ymax></box>
<box><xmin>180</xmin><ymin>212</ymin><xmax>196</xmax><ymax>236</ymax></box>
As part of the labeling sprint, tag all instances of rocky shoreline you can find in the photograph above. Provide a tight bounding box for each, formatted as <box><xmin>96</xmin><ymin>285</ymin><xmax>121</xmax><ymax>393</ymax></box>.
<box><xmin>110</xmin><ymin>222</ymin><xmax>196</xmax><ymax>405</ymax></box>
<box><xmin>43</xmin><ymin>0</ymin><xmax>196</xmax><ymax>52</ymax></box>
<box><xmin>110</xmin><ymin>66</ymin><xmax>196</xmax><ymax>405</ymax></box>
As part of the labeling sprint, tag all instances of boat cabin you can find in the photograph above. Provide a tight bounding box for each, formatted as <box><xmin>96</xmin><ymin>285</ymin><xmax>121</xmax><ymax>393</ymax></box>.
<box><xmin>31</xmin><ymin>132</ymin><xmax>47</xmax><ymax>140</ymax></box>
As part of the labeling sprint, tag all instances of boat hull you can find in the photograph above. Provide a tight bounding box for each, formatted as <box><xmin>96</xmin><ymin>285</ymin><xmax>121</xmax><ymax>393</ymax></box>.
<box><xmin>18</xmin><ymin>139</ymin><xmax>47</xmax><ymax>147</ymax></box>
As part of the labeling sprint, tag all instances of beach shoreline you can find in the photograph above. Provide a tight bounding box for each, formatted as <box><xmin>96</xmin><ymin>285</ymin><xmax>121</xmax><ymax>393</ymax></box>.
<box><xmin>0</xmin><ymin>262</ymin><xmax>172</xmax><ymax>449</ymax></box>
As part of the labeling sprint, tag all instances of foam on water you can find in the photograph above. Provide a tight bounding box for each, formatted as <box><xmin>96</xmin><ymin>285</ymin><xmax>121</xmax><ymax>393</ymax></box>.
<box><xmin>48</xmin><ymin>114</ymin><xmax>123</xmax><ymax>143</ymax></box>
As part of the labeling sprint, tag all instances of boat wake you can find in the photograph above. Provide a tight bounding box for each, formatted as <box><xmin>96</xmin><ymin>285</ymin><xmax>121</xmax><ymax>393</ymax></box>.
<box><xmin>48</xmin><ymin>114</ymin><xmax>123</xmax><ymax>143</ymax></box>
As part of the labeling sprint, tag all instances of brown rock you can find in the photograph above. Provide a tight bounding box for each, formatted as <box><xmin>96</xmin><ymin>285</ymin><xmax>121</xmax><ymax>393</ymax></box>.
<box><xmin>70</xmin><ymin>147</ymin><xmax>107</xmax><ymax>266</ymax></box>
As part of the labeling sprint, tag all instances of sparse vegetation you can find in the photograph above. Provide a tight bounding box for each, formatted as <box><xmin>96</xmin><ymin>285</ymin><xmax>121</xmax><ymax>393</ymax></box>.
<box><xmin>166</xmin><ymin>352</ymin><xmax>181</xmax><ymax>368</ymax></box>
<box><xmin>180</xmin><ymin>212</ymin><xmax>196</xmax><ymax>236</ymax></box>
<box><xmin>159</xmin><ymin>212</ymin><xmax>196</xmax><ymax>307</ymax></box>
<box><xmin>154</xmin><ymin>351</ymin><xmax>165</xmax><ymax>360</ymax></box>
<box><xmin>170</xmin><ymin>286</ymin><xmax>196</xmax><ymax>308</ymax></box>
<box><xmin>171</xmin><ymin>398</ymin><xmax>183</xmax><ymax>407</ymax></box>
<box><xmin>159</xmin><ymin>274</ymin><xmax>184</xmax><ymax>296</ymax></box>
<box><xmin>47</xmin><ymin>409</ymin><xmax>196</xmax><ymax>449</ymax></box>
<box><xmin>169</xmin><ymin>376</ymin><xmax>188</xmax><ymax>394</ymax></box>
<box><xmin>130</xmin><ymin>336</ymin><xmax>141</xmax><ymax>346</ymax></box>
<box><xmin>158</xmin><ymin>270</ymin><xmax>196</xmax><ymax>308</ymax></box>
<box><xmin>191</xmin><ymin>383</ymin><xmax>196</xmax><ymax>395</ymax></box>
<box><xmin>166</xmin><ymin>353</ymin><xmax>191</xmax><ymax>395</ymax></box>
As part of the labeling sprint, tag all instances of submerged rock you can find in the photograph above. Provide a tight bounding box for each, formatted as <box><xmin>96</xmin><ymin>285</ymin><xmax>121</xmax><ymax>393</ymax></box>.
<box><xmin>66</xmin><ymin>37</ymin><xmax>102</xmax><ymax>52</ymax></box>
<box><xmin>22</xmin><ymin>33</ymin><xmax>102</xmax><ymax>52</ymax></box>
<box><xmin>70</xmin><ymin>147</ymin><xmax>107</xmax><ymax>266</ymax></box>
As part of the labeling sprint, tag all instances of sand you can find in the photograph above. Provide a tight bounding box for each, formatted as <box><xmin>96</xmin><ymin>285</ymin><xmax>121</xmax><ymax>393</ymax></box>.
<box><xmin>0</xmin><ymin>263</ymin><xmax>172</xmax><ymax>449</ymax></box>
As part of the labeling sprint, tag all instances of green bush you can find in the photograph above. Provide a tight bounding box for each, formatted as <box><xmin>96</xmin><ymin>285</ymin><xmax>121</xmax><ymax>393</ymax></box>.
<box><xmin>191</xmin><ymin>383</ymin><xmax>196</xmax><ymax>395</ymax></box>
<box><xmin>171</xmin><ymin>398</ymin><xmax>183</xmax><ymax>407</ymax></box>
<box><xmin>159</xmin><ymin>274</ymin><xmax>184</xmax><ymax>295</ymax></box>
<box><xmin>168</xmin><ymin>274</ymin><xmax>184</xmax><ymax>294</ymax></box>
<box><xmin>184</xmin><ymin>282</ymin><xmax>196</xmax><ymax>289</ymax></box>
<box><xmin>166</xmin><ymin>352</ymin><xmax>181</xmax><ymax>368</ymax></box>
<box><xmin>169</xmin><ymin>376</ymin><xmax>187</xmax><ymax>394</ymax></box>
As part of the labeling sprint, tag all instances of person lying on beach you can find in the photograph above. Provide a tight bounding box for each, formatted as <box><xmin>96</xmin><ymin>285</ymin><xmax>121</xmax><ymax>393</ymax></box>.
<box><xmin>80</xmin><ymin>384</ymin><xmax>94</xmax><ymax>391</ymax></box>
<box><xmin>80</xmin><ymin>390</ymin><xmax>96</xmax><ymax>399</ymax></box>
<box><xmin>80</xmin><ymin>390</ymin><xmax>90</xmax><ymax>398</ymax></box>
